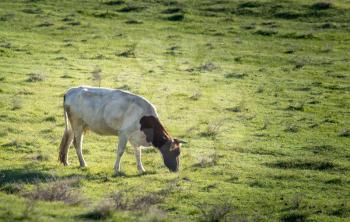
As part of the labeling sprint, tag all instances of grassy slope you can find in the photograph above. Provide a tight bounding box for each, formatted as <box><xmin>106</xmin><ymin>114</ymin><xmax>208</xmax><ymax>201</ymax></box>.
<box><xmin>0</xmin><ymin>0</ymin><xmax>349</xmax><ymax>221</ymax></box>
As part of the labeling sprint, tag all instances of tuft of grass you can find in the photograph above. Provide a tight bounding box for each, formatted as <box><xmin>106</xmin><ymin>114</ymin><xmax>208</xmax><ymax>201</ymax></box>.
<box><xmin>26</xmin><ymin>73</ymin><xmax>45</xmax><ymax>82</ymax></box>
<box><xmin>21</xmin><ymin>199</ymin><xmax>36</xmax><ymax>220</ymax></box>
<box><xmin>12</xmin><ymin>98</ymin><xmax>22</xmax><ymax>110</ymax></box>
<box><xmin>82</xmin><ymin>199</ymin><xmax>114</xmax><ymax>220</ymax></box>
<box><xmin>225</xmin><ymin>72</ymin><xmax>246</xmax><ymax>79</ymax></box>
<box><xmin>140</xmin><ymin>206</ymin><xmax>167</xmax><ymax>222</ymax></box>
<box><xmin>195</xmin><ymin>153</ymin><xmax>219</xmax><ymax>168</ymax></box>
<box><xmin>22</xmin><ymin>8</ymin><xmax>42</xmax><ymax>14</ymax></box>
<box><xmin>60</xmin><ymin>74</ymin><xmax>73</xmax><ymax>78</ymax></box>
<box><xmin>125</xmin><ymin>19</ymin><xmax>143</xmax><ymax>24</ymax></box>
<box><xmin>338</xmin><ymin>129</ymin><xmax>350</xmax><ymax>137</ymax></box>
<box><xmin>325</xmin><ymin>178</ymin><xmax>342</xmax><ymax>185</ymax></box>
<box><xmin>117</xmin><ymin>44</ymin><xmax>136</xmax><ymax>58</ymax></box>
<box><xmin>33</xmin><ymin>153</ymin><xmax>50</xmax><ymax>161</ymax></box>
<box><xmin>238</xmin><ymin>2</ymin><xmax>261</xmax><ymax>8</ymax></box>
<box><xmin>0</xmin><ymin>183</ymin><xmax>24</xmax><ymax>194</ymax></box>
<box><xmin>91</xmin><ymin>67</ymin><xmax>102</xmax><ymax>87</ymax></box>
<box><xmin>162</xmin><ymin>7</ymin><xmax>182</xmax><ymax>14</ymax></box>
<box><xmin>281</xmin><ymin>210</ymin><xmax>310</xmax><ymax>222</ymax></box>
<box><xmin>104</xmin><ymin>0</ymin><xmax>124</xmax><ymax>6</ymax></box>
<box><xmin>44</xmin><ymin>116</ymin><xmax>56</xmax><ymax>122</ymax></box>
<box><xmin>307</xmin><ymin>145</ymin><xmax>335</xmax><ymax>154</ymax></box>
<box><xmin>167</xmin><ymin>14</ymin><xmax>184</xmax><ymax>21</ymax></box>
<box><xmin>37</xmin><ymin>21</ymin><xmax>54</xmax><ymax>27</ymax></box>
<box><xmin>198</xmin><ymin>62</ymin><xmax>218</xmax><ymax>72</ymax></box>
<box><xmin>284</xmin><ymin>124</ymin><xmax>299</xmax><ymax>133</ymax></box>
<box><xmin>198</xmin><ymin>202</ymin><xmax>233</xmax><ymax>222</ymax></box>
<box><xmin>281</xmin><ymin>32</ymin><xmax>314</xmax><ymax>39</ymax></box>
<box><xmin>189</xmin><ymin>92</ymin><xmax>202</xmax><ymax>101</ymax></box>
<box><xmin>310</xmin><ymin>2</ymin><xmax>332</xmax><ymax>10</ymax></box>
<box><xmin>274</xmin><ymin>11</ymin><xmax>302</xmax><ymax>19</ymax></box>
<box><xmin>254</xmin><ymin>29</ymin><xmax>278</xmax><ymax>36</ymax></box>
<box><xmin>285</xmin><ymin>102</ymin><xmax>304</xmax><ymax>111</ymax></box>
<box><xmin>200</xmin><ymin>120</ymin><xmax>225</xmax><ymax>138</ymax></box>
<box><xmin>267</xmin><ymin>159</ymin><xmax>336</xmax><ymax>171</ymax></box>
<box><xmin>23</xmin><ymin>178</ymin><xmax>83</xmax><ymax>205</ymax></box>
<box><xmin>118</xmin><ymin>4</ymin><xmax>144</xmax><ymax>13</ymax></box>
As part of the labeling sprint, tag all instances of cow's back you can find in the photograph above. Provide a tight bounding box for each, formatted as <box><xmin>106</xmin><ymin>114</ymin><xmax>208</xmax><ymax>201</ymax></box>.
<box><xmin>64</xmin><ymin>86</ymin><xmax>157</xmax><ymax>135</ymax></box>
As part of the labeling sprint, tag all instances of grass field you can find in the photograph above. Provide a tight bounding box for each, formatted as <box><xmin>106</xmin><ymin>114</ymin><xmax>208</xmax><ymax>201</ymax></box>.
<box><xmin>0</xmin><ymin>0</ymin><xmax>349</xmax><ymax>221</ymax></box>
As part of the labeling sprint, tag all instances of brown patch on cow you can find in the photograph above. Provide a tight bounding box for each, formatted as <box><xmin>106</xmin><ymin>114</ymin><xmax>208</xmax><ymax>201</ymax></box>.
<box><xmin>140</xmin><ymin>116</ymin><xmax>172</xmax><ymax>149</ymax></box>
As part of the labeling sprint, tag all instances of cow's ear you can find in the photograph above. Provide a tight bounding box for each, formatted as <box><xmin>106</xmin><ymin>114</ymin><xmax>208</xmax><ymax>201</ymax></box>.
<box><xmin>174</xmin><ymin>138</ymin><xmax>187</xmax><ymax>144</ymax></box>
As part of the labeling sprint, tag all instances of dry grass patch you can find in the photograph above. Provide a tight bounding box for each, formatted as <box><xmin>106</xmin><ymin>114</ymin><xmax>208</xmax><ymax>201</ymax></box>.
<box><xmin>23</xmin><ymin>177</ymin><xmax>84</xmax><ymax>205</ymax></box>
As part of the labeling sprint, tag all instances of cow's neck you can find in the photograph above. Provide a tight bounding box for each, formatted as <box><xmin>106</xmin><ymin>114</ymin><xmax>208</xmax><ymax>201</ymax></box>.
<box><xmin>140</xmin><ymin>116</ymin><xmax>172</xmax><ymax>150</ymax></box>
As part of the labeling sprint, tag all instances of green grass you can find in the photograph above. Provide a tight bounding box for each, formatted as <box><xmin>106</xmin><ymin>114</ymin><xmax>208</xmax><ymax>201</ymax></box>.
<box><xmin>0</xmin><ymin>0</ymin><xmax>349</xmax><ymax>221</ymax></box>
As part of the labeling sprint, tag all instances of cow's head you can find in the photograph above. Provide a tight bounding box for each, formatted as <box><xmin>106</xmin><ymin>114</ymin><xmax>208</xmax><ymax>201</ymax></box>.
<box><xmin>160</xmin><ymin>139</ymin><xmax>185</xmax><ymax>172</ymax></box>
<box><xmin>139</xmin><ymin>116</ymin><xmax>186</xmax><ymax>172</ymax></box>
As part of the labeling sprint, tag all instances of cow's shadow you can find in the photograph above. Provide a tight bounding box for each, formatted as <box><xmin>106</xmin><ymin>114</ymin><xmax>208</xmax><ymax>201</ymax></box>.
<box><xmin>0</xmin><ymin>166</ymin><xmax>158</xmax><ymax>186</ymax></box>
<box><xmin>0</xmin><ymin>167</ymin><xmax>52</xmax><ymax>185</ymax></box>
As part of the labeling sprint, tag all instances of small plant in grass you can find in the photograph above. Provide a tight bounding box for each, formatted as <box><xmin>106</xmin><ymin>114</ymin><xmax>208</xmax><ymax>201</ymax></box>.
<box><xmin>196</xmin><ymin>153</ymin><xmax>219</xmax><ymax>168</ymax></box>
<box><xmin>226</xmin><ymin>101</ymin><xmax>245</xmax><ymax>113</ymax></box>
<box><xmin>259</xmin><ymin>118</ymin><xmax>269</xmax><ymax>130</ymax></box>
<box><xmin>44</xmin><ymin>116</ymin><xmax>56</xmax><ymax>122</ymax></box>
<box><xmin>26</xmin><ymin>73</ymin><xmax>45</xmax><ymax>82</ymax></box>
<box><xmin>198</xmin><ymin>201</ymin><xmax>233</xmax><ymax>222</ymax></box>
<box><xmin>0</xmin><ymin>183</ymin><xmax>24</xmax><ymax>194</ymax></box>
<box><xmin>189</xmin><ymin>92</ymin><xmax>202</xmax><ymax>101</ymax></box>
<box><xmin>285</xmin><ymin>102</ymin><xmax>304</xmax><ymax>111</ymax></box>
<box><xmin>321</xmin><ymin>44</ymin><xmax>332</xmax><ymax>53</ymax></box>
<box><xmin>254</xmin><ymin>29</ymin><xmax>278</xmax><ymax>36</ymax></box>
<box><xmin>104</xmin><ymin>0</ymin><xmax>124</xmax><ymax>6</ymax></box>
<box><xmin>284</xmin><ymin>124</ymin><xmax>299</xmax><ymax>133</ymax></box>
<box><xmin>12</xmin><ymin>98</ymin><xmax>22</xmax><ymax>110</ymax></box>
<box><xmin>256</xmin><ymin>85</ymin><xmax>264</xmax><ymax>93</ymax></box>
<box><xmin>117</xmin><ymin>44</ymin><xmax>136</xmax><ymax>58</ymax></box>
<box><xmin>21</xmin><ymin>199</ymin><xmax>36</xmax><ymax>220</ymax></box>
<box><xmin>111</xmin><ymin>191</ymin><xmax>129</xmax><ymax>210</ymax></box>
<box><xmin>200</xmin><ymin>119</ymin><xmax>225</xmax><ymax>138</ymax></box>
<box><xmin>83</xmin><ymin>199</ymin><xmax>114</xmax><ymax>220</ymax></box>
<box><xmin>23</xmin><ymin>178</ymin><xmax>83</xmax><ymax>205</ymax></box>
<box><xmin>310</xmin><ymin>2</ymin><xmax>332</xmax><ymax>10</ymax></box>
<box><xmin>338</xmin><ymin>129</ymin><xmax>350</xmax><ymax>137</ymax></box>
<box><xmin>281</xmin><ymin>210</ymin><xmax>310</xmax><ymax>222</ymax></box>
<box><xmin>225</xmin><ymin>72</ymin><xmax>246</xmax><ymax>79</ymax></box>
<box><xmin>140</xmin><ymin>206</ymin><xmax>167</xmax><ymax>222</ymax></box>
<box><xmin>198</xmin><ymin>62</ymin><xmax>218</xmax><ymax>72</ymax></box>
<box><xmin>167</xmin><ymin>14</ymin><xmax>184</xmax><ymax>21</ymax></box>
<box><xmin>33</xmin><ymin>153</ymin><xmax>50</xmax><ymax>161</ymax></box>
<box><xmin>91</xmin><ymin>67</ymin><xmax>102</xmax><ymax>87</ymax></box>
<box><xmin>291</xmin><ymin>193</ymin><xmax>305</xmax><ymax>210</ymax></box>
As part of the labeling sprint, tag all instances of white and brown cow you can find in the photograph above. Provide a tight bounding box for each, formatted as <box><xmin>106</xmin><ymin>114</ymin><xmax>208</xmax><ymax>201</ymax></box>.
<box><xmin>58</xmin><ymin>86</ymin><xmax>185</xmax><ymax>173</ymax></box>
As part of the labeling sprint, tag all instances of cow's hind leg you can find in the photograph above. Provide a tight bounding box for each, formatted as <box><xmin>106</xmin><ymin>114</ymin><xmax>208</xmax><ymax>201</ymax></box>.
<box><xmin>73</xmin><ymin>127</ymin><xmax>87</xmax><ymax>167</ymax></box>
<box><xmin>114</xmin><ymin>133</ymin><xmax>128</xmax><ymax>173</ymax></box>
<box><xmin>58</xmin><ymin>128</ymin><xmax>74</xmax><ymax>166</ymax></box>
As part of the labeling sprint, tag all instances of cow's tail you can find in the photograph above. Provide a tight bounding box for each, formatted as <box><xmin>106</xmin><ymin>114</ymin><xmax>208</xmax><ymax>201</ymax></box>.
<box><xmin>58</xmin><ymin>94</ymin><xmax>74</xmax><ymax>166</ymax></box>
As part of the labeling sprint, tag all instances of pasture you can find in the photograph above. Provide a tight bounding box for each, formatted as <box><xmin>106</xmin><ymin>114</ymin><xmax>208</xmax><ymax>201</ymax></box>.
<box><xmin>0</xmin><ymin>0</ymin><xmax>349</xmax><ymax>221</ymax></box>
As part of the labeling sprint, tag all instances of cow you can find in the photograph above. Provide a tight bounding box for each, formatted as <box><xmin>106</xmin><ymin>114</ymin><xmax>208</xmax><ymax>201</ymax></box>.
<box><xmin>58</xmin><ymin>86</ymin><xmax>185</xmax><ymax>173</ymax></box>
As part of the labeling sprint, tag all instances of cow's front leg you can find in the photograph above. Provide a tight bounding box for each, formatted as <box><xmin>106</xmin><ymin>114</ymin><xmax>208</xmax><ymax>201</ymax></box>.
<box><xmin>114</xmin><ymin>134</ymin><xmax>127</xmax><ymax>173</ymax></box>
<box><xmin>134</xmin><ymin>146</ymin><xmax>145</xmax><ymax>174</ymax></box>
